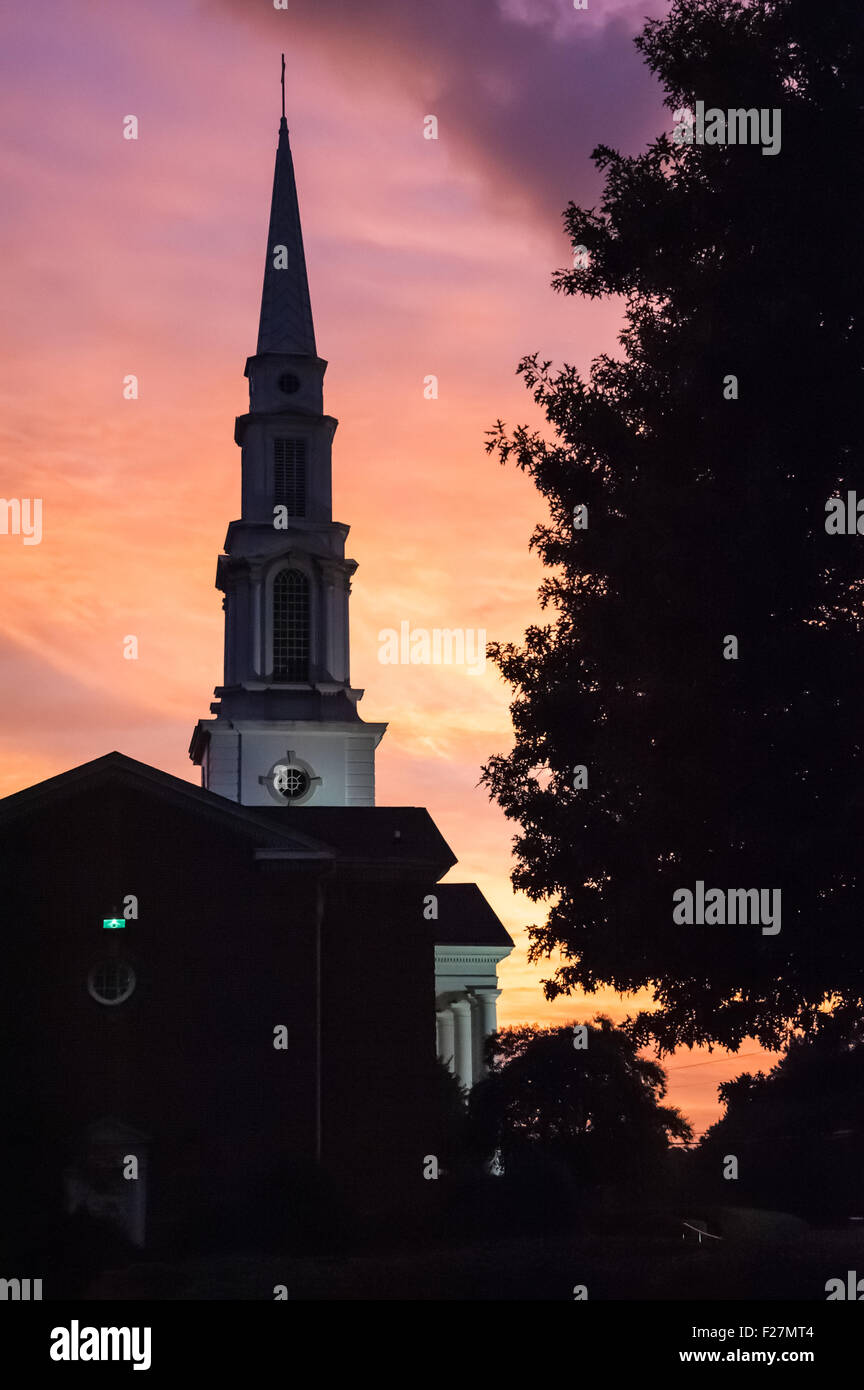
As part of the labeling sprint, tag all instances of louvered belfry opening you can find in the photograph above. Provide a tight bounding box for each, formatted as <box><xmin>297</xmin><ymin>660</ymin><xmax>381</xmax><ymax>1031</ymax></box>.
<box><xmin>274</xmin><ymin>437</ymin><xmax>307</xmax><ymax>516</ymax></box>
<box><xmin>273</xmin><ymin>568</ymin><xmax>310</xmax><ymax>680</ymax></box>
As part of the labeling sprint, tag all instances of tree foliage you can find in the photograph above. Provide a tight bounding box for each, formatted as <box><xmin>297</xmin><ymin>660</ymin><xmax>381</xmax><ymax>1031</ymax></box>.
<box><xmin>695</xmin><ymin>1019</ymin><xmax>864</xmax><ymax>1216</ymax></box>
<box><xmin>483</xmin><ymin>0</ymin><xmax>864</xmax><ymax>1050</ymax></box>
<box><xmin>470</xmin><ymin>1018</ymin><xmax>691</xmax><ymax>1187</ymax></box>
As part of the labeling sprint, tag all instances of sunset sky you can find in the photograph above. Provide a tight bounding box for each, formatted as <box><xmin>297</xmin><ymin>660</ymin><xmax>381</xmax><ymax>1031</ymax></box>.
<box><xmin>0</xmin><ymin>0</ymin><xmax>777</xmax><ymax>1134</ymax></box>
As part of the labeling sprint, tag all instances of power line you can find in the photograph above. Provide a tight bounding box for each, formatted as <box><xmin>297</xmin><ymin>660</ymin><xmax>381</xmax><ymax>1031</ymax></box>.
<box><xmin>664</xmin><ymin>1050</ymin><xmax>771</xmax><ymax>1073</ymax></box>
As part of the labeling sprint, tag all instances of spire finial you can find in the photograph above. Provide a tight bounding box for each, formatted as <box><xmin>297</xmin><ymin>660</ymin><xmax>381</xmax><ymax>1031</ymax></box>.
<box><xmin>281</xmin><ymin>53</ymin><xmax>286</xmax><ymax>123</ymax></box>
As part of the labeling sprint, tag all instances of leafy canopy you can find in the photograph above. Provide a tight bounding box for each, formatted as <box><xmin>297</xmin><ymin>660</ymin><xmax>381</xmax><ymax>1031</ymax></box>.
<box><xmin>484</xmin><ymin>0</ymin><xmax>864</xmax><ymax>1051</ymax></box>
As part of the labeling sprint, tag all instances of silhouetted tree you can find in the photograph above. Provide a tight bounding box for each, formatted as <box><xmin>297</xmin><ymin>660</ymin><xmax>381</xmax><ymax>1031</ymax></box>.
<box><xmin>695</xmin><ymin>1018</ymin><xmax>864</xmax><ymax>1219</ymax></box>
<box><xmin>483</xmin><ymin>0</ymin><xmax>864</xmax><ymax>1051</ymax></box>
<box><xmin>470</xmin><ymin>1017</ymin><xmax>691</xmax><ymax>1193</ymax></box>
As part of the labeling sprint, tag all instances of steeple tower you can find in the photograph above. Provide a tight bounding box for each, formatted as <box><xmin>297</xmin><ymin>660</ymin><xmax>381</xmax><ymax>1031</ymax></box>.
<box><xmin>190</xmin><ymin>88</ymin><xmax>386</xmax><ymax>807</ymax></box>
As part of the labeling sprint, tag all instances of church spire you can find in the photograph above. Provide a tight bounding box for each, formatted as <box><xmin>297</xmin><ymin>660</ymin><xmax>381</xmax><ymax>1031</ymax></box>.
<box><xmin>257</xmin><ymin>59</ymin><xmax>317</xmax><ymax>357</ymax></box>
<box><xmin>190</xmin><ymin>82</ymin><xmax>387</xmax><ymax>807</ymax></box>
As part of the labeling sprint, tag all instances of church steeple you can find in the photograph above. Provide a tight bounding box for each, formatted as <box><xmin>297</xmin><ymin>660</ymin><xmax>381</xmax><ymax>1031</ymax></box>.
<box><xmin>189</xmin><ymin>88</ymin><xmax>386</xmax><ymax>807</ymax></box>
<box><xmin>256</xmin><ymin>114</ymin><xmax>317</xmax><ymax>358</ymax></box>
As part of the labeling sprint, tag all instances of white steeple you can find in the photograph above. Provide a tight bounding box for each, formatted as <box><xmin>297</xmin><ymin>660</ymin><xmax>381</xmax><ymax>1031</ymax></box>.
<box><xmin>190</xmin><ymin>105</ymin><xmax>386</xmax><ymax>806</ymax></box>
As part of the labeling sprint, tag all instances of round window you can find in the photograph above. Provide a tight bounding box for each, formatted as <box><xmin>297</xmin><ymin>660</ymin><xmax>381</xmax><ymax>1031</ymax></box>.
<box><xmin>278</xmin><ymin>372</ymin><xmax>301</xmax><ymax>395</ymax></box>
<box><xmin>273</xmin><ymin>765</ymin><xmax>310</xmax><ymax>800</ymax></box>
<box><xmin>88</xmin><ymin>960</ymin><xmax>136</xmax><ymax>1006</ymax></box>
<box><xmin>263</xmin><ymin>752</ymin><xmax>319</xmax><ymax>805</ymax></box>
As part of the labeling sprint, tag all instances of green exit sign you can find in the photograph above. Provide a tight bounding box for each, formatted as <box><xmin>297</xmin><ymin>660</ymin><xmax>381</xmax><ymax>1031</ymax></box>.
<box><xmin>103</xmin><ymin>918</ymin><xmax>125</xmax><ymax>930</ymax></box>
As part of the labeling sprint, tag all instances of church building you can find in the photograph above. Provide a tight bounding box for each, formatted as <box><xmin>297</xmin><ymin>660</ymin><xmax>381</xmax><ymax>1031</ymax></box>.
<box><xmin>0</xmin><ymin>100</ymin><xmax>511</xmax><ymax>1261</ymax></box>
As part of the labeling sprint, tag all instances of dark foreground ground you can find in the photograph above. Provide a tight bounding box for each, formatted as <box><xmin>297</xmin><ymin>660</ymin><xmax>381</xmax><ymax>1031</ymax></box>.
<box><xmin>82</xmin><ymin>1214</ymin><xmax>864</xmax><ymax>1300</ymax></box>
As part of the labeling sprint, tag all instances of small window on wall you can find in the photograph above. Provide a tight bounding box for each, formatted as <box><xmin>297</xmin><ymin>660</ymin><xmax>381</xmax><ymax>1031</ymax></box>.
<box><xmin>274</xmin><ymin>438</ymin><xmax>307</xmax><ymax>516</ymax></box>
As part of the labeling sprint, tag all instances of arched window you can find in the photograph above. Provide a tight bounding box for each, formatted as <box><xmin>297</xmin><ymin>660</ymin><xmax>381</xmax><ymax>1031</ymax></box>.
<box><xmin>272</xmin><ymin>569</ymin><xmax>310</xmax><ymax>680</ymax></box>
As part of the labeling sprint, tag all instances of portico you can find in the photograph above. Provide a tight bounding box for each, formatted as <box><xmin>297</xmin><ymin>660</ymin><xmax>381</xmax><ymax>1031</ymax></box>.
<box><xmin>432</xmin><ymin>885</ymin><xmax>513</xmax><ymax>1089</ymax></box>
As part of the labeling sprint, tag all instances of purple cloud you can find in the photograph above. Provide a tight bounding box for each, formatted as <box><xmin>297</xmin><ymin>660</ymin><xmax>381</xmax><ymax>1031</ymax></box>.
<box><xmin>218</xmin><ymin>0</ymin><xmax>669</xmax><ymax>226</ymax></box>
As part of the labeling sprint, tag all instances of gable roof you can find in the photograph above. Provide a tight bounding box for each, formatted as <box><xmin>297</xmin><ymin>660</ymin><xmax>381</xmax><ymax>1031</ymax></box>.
<box><xmin>0</xmin><ymin>751</ymin><xmax>334</xmax><ymax>856</ymax></box>
<box><xmin>0</xmin><ymin>752</ymin><xmax>457</xmax><ymax>874</ymax></box>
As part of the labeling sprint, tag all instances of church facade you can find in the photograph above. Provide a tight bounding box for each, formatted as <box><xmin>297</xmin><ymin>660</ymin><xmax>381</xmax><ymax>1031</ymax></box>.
<box><xmin>0</xmin><ymin>105</ymin><xmax>511</xmax><ymax>1262</ymax></box>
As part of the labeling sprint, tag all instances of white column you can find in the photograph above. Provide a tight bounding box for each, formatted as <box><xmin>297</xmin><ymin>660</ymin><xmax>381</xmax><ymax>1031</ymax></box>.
<box><xmin>450</xmin><ymin>997</ymin><xmax>473</xmax><ymax>1089</ymax></box>
<box><xmin>474</xmin><ymin>988</ymin><xmax>502</xmax><ymax>1077</ymax></box>
<box><xmin>436</xmin><ymin>1008</ymin><xmax>455</xmax><ymax>1073</ymax></box>
<box><xmin>469</xmin><ymin>992</ymin><xmax>484</xmax><ymax>1082</ymax></box>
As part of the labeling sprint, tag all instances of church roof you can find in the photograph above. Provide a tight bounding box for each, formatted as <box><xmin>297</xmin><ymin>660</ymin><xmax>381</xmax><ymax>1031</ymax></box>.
<box><xmin>243</xmin><ymin>806</ymin><xmax>458</xmax><ymax>875</ymax></box>
<box><xmin>0</xmin><ymin>751</ymin><xmax>456</xmax><ymax>875</ymax></box>
<box><xmin>432</xmin><ymin>882</ymin><xmax>515</xmax><ymax>948</ymax></box>
<box><xmin>256</xmin><ymin>116</ymin><xmax>317</xmax><ymax>356</ymax></box>
<box><xmin>0</xmin><ymin>750</ymin><xmax>329</xmax><ymax>851</ymax></box>
<box><xmin>0</xmin><ymin>755</ymin><xmax>510</xmax><ymax>948</ymax></box>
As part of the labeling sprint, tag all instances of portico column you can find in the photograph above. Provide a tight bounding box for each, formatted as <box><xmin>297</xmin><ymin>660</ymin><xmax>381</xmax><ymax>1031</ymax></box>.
<box><xmin>436</xmin><ymin>1008</ymin><xmax>455</xmax><ymax>1073</ymax></box>
<box><xmin>450</xmin><ymin>997</ymin><xmax>473</xmax><ymax>1089</ymax></box>
<box><xmin>474</xmin><ymin>988</ymin><xmax>502</xmax><ymax>1077</ymax></box>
